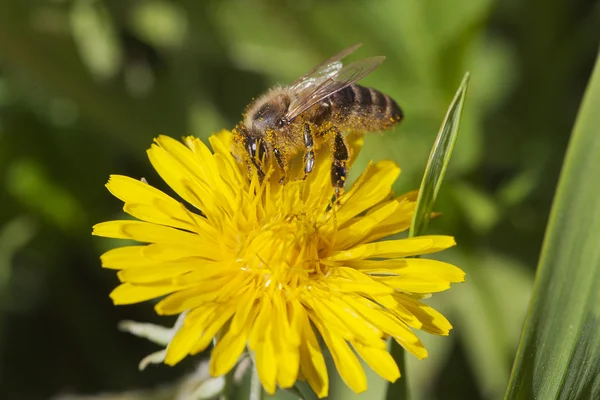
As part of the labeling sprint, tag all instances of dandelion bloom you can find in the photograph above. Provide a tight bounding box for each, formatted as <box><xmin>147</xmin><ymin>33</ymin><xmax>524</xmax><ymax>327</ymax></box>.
<box><xmin>93</xmin><ymin>131</ymin><xmax>464</xmax><ymax>397</ymax></box>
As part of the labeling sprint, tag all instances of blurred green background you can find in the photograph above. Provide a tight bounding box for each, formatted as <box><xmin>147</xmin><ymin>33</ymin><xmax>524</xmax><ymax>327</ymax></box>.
<box><xmin>0</xmin><ymin>0</ymin><xmax>598</xmax><ymax>399</ymax></box>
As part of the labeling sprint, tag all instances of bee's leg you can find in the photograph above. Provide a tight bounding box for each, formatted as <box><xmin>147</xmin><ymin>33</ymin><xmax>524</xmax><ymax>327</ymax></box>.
<box><xmin>331</xmin><ymin>128</ymin><xmax>349</xmax><ymax>198</ymax></box>
<box><xmin>273</xmin><ymin>146</ymin><xmax>289</xmax><ymax>184</ymax></box>
<box><xmin>302</xmin><ymin>123</ymin><xmax>316</xmax><ymax>179</ymax></box>
<box><xmin>245</xmin><ymin>136</ymin><xmax>267</xmax><ymax>181</ymax></box>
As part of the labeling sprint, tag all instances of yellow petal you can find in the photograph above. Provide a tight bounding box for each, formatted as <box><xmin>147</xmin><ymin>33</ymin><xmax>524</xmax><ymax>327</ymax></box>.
<box><xmin>274</xmin><ymin>335</ymin><xmax>300</xmax><ymax>389</ymax></box>
<box><xmin>228</xmin><ymin>288</ymin><xmax>258</xmax><ymax>334</ymax></box>
<box><xmin>271</xmin><ymin>292</ymin><xmax>295</xmax><ymax>344</ymax></box>
<box><xmin>336</xmin><ymin>160</ymin><xmax>400</xmax><ymax>224</ymax></box>
<box><xmin>334</xmin><ymin>200</ymin><xmax>400</xmax><ymax>249</ymax></box>
<box><xmin>346</xmin><ymin>132</ymin><xmax>365</xmax><ymax>166</ymax></box>
<box><xmin>307</xmin><ymin>294</ymin><xmax>385</xmax><ymax>349</ymax></box>
<box><xmin>356</xmin><ymin>258</ymin><xmax>466</xmax><ymax>292</ymax></box>
<box><xmin>209</xmin><ymin>328</ymin><xmax>250</xmax><ymax>376</ymax></box>
<box><xmin>154</xmin><ymin>287</ymin><xmax>207</xmax><ymax>315</ymax></box>
<box><xmin>109</xmin><ymin>282</ymin><xmax>181</xmax><ymax>305</ymax></box>
<box><xmin>170</xmin><ymin>262</ymin><xmax>235</xmax><ymax>285</ymax></box>
<box><xmin>92</xmin><ymin>220</ymin><xmax>192</xmax><ymax>243</ymax></box>
<box><xmin>325</xmin><ymin>236</ymin><xmax>456</xmax><ymax>261</ymax></box>
<box><xmin>312</xmin><ymin>318</ymin><xmax>367</xmax><ymax>394</ymax></box>
<box><xmin>208</xmin><ymin>133</ymin><xmax>245</xmax><ymax>188</ymax></box>
<box><xmin>157</xmin><ymin>135</ymin><xmax>216</xmax><ymax>186</ymax></box>
<box><xmin>287</xmin><ymin>299</ymin><xmax>304</xmax><ymax>347</ymax></box>
<box><xmin>352</xmin><ymin>342</ymin><xmax>400</xmax><ymax>382</ymax></box>
<box><xmin>303</xmin><ymin>158</ymin><xmax>336</xmax><ymax>212</ymax></box>
<box><xmin>180</xmin><ymin>135</ymin><xmax>220</xmax><ymax>179</ymax></box>
<box><xmin>356</xmin><ymin>199</ymin><xmax>416</xmax><ymax>244</ymax></box>
<box><xmin>189</xmin><ymin>304</ymin><xmax>237</xmax><ymax>355</ymax></box>
<box><xmin>340</xmin><ymin>294</ymin><xmax>423</xmax><ymax>337</ymax></box>
<box><xmin>299</xmin><ymin>312</ymin><xmax>329</xmax><ymax>398</ymax></box>
<box><xmin>184</xmin><ymin>135</ymin><xmax>240</xmax><ymax>203</ymax></box>
<box><xmin>375</xmin><ymin>276</ymin><xmax>456</xmax><ymax>293</ymax></box>
<box><xmin>391</xmin><ymin>321</ymin><xmax>428</xmax><ymax>360</ymax></box>
<box><xmin>93</xmin><ymin>221</ymin><xmax>222</xmax><ymax>260</ymax></box>
<box><xmin>326</xmin><ymin>266</ymin><xmax>395</xmax><ymax>295</ymax></box>
<box><xmin>209</xmin><ymin>301</ymin><xmax>256</xmax><ymax>376</ymax></box>
<box><xmin>394</xmin><ymin>293</ymin><xmax>452</xmax><ymax>335</ymax></box>
<box><xmin>162</xmin><ymin>135</ymin><xmax>237</xmax><ymax>212</ymax></box>
<box><xmin>255</xmin><ymin>327</ymin><xmax>277</xmax><ymax>395</ymax></box>
<box><xmin>147</xmin><ymin>140</ymin><xmax>220</xmax><ymax>217</ymax></box>
<box><xmin>271</xmin><ymin>296</ymin><xmax>300</xmax><ymax>388</ymax></box>
<box><xmin>165</xmin><ymin>305</ymin><xmax>219</xmax><ymax>365</ymax></box>
<box><xmin>396</xmin><ymin>189</ymin><xmax>419</xmax><ymax>202</ymax></box>
<box><xmin>248</xmin><ymin>297</ymin><xmax>274</xmax><ymax>349</ymax></box>
<box><xmin>349</xmin><ymin>258</ymin><xmax>465</xmax><ymax>282</ymax></box>
<box><xmin>154</xmin><ymin>275</ymin><xmax>236</xmax><ymax>315</ymax></box>
<box><xmin>368</xmin><ymin>294</ymin><xmax>423</xmax><ymax>330</ymax></box>
<box><xmin>117</xmin><ymin>261</ymin><xmax>198</xmax><ymax>283</ymax></box>
<box><xmin>100</xmin><ymin>246</ymin><xmax>161</xmax><ymax>269</ymax></box>
<box><xmin>142</xmin><ymin>242</ymin><xmax>224</xmax><ymax>263</ymax></box>
<box><xmin>106</xmin><ymin>175</ymin><xmax>209</xmax><ymax>233</ymax></box>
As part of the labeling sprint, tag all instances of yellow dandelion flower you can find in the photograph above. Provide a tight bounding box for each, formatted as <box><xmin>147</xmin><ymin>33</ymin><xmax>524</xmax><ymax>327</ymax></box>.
<box><xmin>93</xmin><ymin>131</ymin><xmax>464</xmax><ymax>397</ymax></box>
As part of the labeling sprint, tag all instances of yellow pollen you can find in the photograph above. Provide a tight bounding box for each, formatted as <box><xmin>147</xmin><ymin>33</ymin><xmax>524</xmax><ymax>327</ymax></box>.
<box><xmin>239</xmin><ymin>211</ymin><xmax>327</xmax><ymax>292</ymax></box>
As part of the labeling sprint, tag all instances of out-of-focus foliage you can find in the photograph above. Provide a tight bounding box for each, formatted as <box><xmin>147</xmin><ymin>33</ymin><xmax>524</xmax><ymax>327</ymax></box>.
<box><xmin>506</xmin><ymin>52</ymin><xmax>600</xmax><ymax>400</ymax></box>
<box><xmin>0</xmin><ymin>0</ymin><xmax>597</xmax><ymax>399</ymax></box>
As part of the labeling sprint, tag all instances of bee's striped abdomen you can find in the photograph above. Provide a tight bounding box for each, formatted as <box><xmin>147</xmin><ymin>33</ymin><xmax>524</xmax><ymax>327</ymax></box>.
<box><xmin>328</xmin><ymin>84</ymin><xmax>403</xmax><ymax>132</ymax></box>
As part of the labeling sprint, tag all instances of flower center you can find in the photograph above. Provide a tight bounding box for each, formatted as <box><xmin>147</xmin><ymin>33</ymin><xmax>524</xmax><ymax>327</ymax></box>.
<box><xmin>239</xmin><ymin>211</ymin><xmax>329</xmax><ymax>291</ymax></box>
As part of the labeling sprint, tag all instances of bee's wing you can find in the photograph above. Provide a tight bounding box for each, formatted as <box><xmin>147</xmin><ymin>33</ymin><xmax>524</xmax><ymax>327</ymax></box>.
<box><xmin>285</xmin><ymin>56</ymin><xmax>385</xmax><ymax>122</ymax></box>
<box><xmin>289</xmin><ymin>43</ymin><xmax>363</xmax><ymax>91</ymax></box>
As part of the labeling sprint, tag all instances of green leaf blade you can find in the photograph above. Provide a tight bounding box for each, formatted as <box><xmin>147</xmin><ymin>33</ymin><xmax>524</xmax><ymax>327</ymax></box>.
<box><xmin>506</xmin><ymin>51</ymin><xmax>600</xmax><ymax>400</ymax></box>
<box><xmin>386</xmin><ymin>72</ymin><xmax>470</xmax><ymax>400</ymax></box>
<box><xmin>410</xmin><ymin>72</ymin><xmax>470</xmax><ymax>237</ymax></box>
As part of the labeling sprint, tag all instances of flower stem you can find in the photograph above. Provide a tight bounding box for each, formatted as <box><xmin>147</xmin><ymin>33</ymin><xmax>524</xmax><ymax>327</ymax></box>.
<box><xmin>219</xmin><ymin>370</ymin><xmax>233</xmax><ymax>400</ymax></box>
<box><xmin>249</xmin><ymin>365</ymin><xmax>264</xmax><ymax>400</ymax></box>
<box><xmin>387</xmin><ymin>341</ymin><xmax>408</xmax><ymax>400</ymax></box>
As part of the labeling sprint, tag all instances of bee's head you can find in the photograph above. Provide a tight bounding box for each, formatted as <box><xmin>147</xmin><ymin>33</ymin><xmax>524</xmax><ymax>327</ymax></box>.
<box><xmin>245</xmin><ymin>89</ymin><xmax>291</xmax><ymax>136</ymax></box>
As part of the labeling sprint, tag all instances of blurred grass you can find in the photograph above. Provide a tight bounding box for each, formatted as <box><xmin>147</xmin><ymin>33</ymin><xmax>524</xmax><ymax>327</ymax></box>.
<box><xmin>506</xmin><ymin>49</ymin><xmax>600</xmax><ymax>400</ymax></box>
<box><xmin>0</xmin><ymin>0</ymin><xmax>598</xmax><ymax>399</ymax></box>
<box><xmin>386</xmin><ymin>71</ymin><xmax>469</xmax><ymax>400</ymax></box>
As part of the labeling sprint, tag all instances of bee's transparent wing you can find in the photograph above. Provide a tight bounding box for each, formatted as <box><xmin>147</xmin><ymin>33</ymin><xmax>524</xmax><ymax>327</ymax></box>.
<box><xmin>290</xmin><ymin>62</ymin><xmax>344</xmax><ymax>93</ymax></box>
<box><xmin>286</xmin><ymin>56</ymin><xmax>385</xmax><ymax>121</ymax></box>
<box><xmin>289</xmin><ymin>43</ymin><xmax>363</xmax><ymax>92</ymax></box>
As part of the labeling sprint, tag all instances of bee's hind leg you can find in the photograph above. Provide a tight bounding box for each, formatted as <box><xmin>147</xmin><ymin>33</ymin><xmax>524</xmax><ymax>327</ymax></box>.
<box><xmin>302</xmin><ymin>123</ymin><xmax>316</xmax><ymax>179</ymax></box>
<box><xmin>330</xmin><ymin>127</ymin><xmax>350</xmax><ymax>198</ymax></box>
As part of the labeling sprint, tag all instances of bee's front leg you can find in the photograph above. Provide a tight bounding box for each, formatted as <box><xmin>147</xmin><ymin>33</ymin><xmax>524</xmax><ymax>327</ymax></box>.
<box><xmin>302</xmin><ymin>123</ymin><xmax>316</xmax><ymax>179</ymax></box>
<box><xmin>273</xmin><ymin>146</ymin><xmax>289</xmax><ymax>184</ymax></box>
<box><xmin>330</xmin><ymin>127</ymin><xmax>349</xmax><ymax>198</ymax></box>
<box><xmin>245</xmin><ymin>136</ymin><xmax>267</xmax><ymax>181</ymax></box>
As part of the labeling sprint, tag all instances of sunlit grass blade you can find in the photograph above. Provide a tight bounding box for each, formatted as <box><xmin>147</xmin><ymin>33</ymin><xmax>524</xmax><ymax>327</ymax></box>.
<box><xmin>409</xmin><ymin>72</ymin><xmax>470</xmax><ymax>237</ymax></box>
<box><xmin>505</xmin><ymin>51</ymin><xmax>600</xmax><ymax>399</ymax></box>
<box><xmin>386</xmin><ymin>72</ymin><xmax>470</xmax><ymax>400</ymax></box>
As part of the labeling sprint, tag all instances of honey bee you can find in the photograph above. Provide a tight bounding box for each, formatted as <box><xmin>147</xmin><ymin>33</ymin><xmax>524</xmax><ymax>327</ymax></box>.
<box><xmin>233</xmin><ymin>43</ymin><xmax>403</xmax><ymax>194</ymax></box>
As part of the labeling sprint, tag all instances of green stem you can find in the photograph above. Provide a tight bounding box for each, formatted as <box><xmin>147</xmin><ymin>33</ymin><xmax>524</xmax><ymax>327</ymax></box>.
<box><xmin>249</xmin><ymin>365</ymin><xmax>264</xmax><ymax>400</ymax></box>
<box><xmin>219</xmin><ymin>369</ymin><xmax>234</xmax><ymax>400</ymax></box>
<box><xmin>387</xmin><ymin>341</ymin><xmax>408</xmax><ymax>400</ymax></box>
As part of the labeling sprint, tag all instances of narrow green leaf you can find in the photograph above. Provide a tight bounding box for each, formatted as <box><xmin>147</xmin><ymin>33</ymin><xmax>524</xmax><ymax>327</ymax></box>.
<box><xmin>505</xmin><ymin>51</ymin><xmax>600</xmax><ymax>399</ymax></box>
<box><xmin>387</xmin><ymin>72</ymin><xmax>469</xmax><ymax>400</ymax></box>
<box><xmin>385</xmin><ymin>339</ymin><xmax>408</xmax><ymax>400</ymax></box>
<box><xmin>410</xmin><ymin>72</ymin><xmax>470</xmax><ymax>237</ymax></box>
